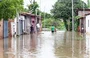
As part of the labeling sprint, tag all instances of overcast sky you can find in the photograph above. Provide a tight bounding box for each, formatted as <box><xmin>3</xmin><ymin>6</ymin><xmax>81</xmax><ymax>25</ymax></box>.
<box><xmin>24</xmin><ymin>0</ymin><xmax>87</xmax><ymax>13</ymax></box>
<box><xmin>24</xmin><ymin>0</ymin><xmax>57</xmax><ymax>13</ymax></box>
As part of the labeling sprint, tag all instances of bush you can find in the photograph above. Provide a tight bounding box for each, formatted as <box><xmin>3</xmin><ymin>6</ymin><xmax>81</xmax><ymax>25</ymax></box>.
<box><xmin>42</xmin><ymin>18</ymin><xmax>65</xmax><ymax>30</ymax></box>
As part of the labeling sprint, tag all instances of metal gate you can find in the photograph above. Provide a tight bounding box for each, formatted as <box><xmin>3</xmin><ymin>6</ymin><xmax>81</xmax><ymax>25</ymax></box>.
<box><xmin>3</xmin><ymin>20</ymin><xmax>8</xmax><ymax>38</ymax></box>
<box><xmin>19</xmin><ymin>20</ymin><xmax>23</xmax><ymax>35</ymax></box>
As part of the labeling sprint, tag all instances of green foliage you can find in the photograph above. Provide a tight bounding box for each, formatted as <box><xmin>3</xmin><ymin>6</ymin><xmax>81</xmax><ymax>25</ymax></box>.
<box><xmin>74</xmin><ymin>16</ymin><xmax>80</xmax><ymax>31</ymax></box>
<box><xmin>42</xmin><ymin>18</ymin><xmax>65</xmax><ymax>30</ymax></box>
<box><xmin>0</xmin><ymin>0</ymin><xmax>24</xmax><ymax>20</ymax></box>
<box><xmin>40</xmin><ymin>12</ymin><xmax>52</xmax><ymax>20</ymax></box>
<box><xmin>51</xmin><ymin>0</ymin><xmax>88</xmax><ymax>31</ymax></box>
<box><xmin>42</xmin><ymin>18</ymin><xmax>53</xmax><ymax>28</ymax></box>
<box><xmin>24</xmin><ymin>8</ymin><xmax>29</xmax><ymax>12</ymax></box>
<box><xmin>28</xmin><ymin>1</ymin><xmax>39</xmax><ymax>14</ymax></box>
<box><xmin>87</xmin><ymin>0</ymin><xmax>90</xmax><ymax>8</ymax></box>
<box><xmin>27</xmin><ymin>1</ymin><xmax>52</xmax><ymax>19</ymax></box>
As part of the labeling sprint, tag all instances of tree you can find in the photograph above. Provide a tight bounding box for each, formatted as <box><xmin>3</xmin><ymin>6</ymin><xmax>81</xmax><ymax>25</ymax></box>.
<box><xmin>87</xmin><ymin>0</ymin><xmax>90</xmax><ymax>8</ymax></box>
<box><xmin>42</xmin><ymin>18</ymin><xmax>65</xmax><ymax>30</ymax></box>
<box><xmin>27</xmin><ymin>1</ymin><xmax>52</xmax><ymax>19</ymax></box>
<box><xmin>28</xmin><ymin>1</ymin><xmax>39</xmax><ymax>14</ymax></box>
<box><xmin>0</xmin><ymin>0</ymin><xmax>24</xmax><ymax>20</ymax></box>
<box><xmin>51</xmin><ymin>0</ymin><xmax>88</xmax><ymax>31</ymax></box>
<box><xmin>40</xmin><ymin>12</ymin><xmax>52</xmax><ymax>20</ymax></box>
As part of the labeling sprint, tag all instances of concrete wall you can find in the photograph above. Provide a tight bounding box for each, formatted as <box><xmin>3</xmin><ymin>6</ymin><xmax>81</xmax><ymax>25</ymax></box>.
<box><xmin>25</xmin><ymin>16</ymin><xmax>31</xmax><ymax>34</ymax></box>
<box><xmin>86</xmin><ymin>15</ymin><xmax>90</xmax><ymax>34</ymax></box>
<box><xmin>11</xmin><ymin>22</ymin><xmax>15</xmax><ymax>36</ymax></box>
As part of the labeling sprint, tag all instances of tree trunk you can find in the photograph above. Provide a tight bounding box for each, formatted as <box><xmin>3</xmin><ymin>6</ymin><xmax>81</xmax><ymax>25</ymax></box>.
<box><xmin>63</xmin><ymin>20</ymin><xmax>68</xmax><ymax>31</ymax></box>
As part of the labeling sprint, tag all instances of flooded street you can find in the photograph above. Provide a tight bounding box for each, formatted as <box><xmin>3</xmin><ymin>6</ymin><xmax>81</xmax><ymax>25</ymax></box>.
<box><xmin>0</xmin><ymin>31</ymin><xmax>90</xmax><ymax>58</ymax></box>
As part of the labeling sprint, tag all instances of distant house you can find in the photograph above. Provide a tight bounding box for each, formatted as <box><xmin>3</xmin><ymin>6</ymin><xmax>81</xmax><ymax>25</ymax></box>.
<box><xmin>11</xmin><ymin>12</ymin><xmax>42</xmax><ymax>36</ymax></box>
<box><xmin>21</xmin><ymin>13</ymin><xmax>42</xmax><ymax>34</ymax></box>
<box><xmin>78</xmin><ymin>9</ymin><xmax>90</xmax><ymax>33</ymax></box>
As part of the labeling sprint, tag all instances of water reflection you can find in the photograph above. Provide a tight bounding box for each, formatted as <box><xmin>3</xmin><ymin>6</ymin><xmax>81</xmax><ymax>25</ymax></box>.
<box><xmin>85</xmin><ymin>34</ymin><xmax>90</xmax><ymax>58</ymax></box>
<box><xmin>54</xmin><ymin>31</ymin><xmax>86</xmax><ymax>58</ymax></box>
<box><xmin>0</xmin><ymin>38</ymin><xmax>3</xmax><ymax>58</ymax></box>
<box><xmin>3</xmin><ymin>38</ymin><xmax>8</xmax><ymax>58</ymax></box>
<box><xmin>36</xmin><ymin>31</ymin><xmax>56</xmax><ymax>58</ymax></box>
<box><xmin>1</xmin><ymin>31</ymin><xmax>90</xmax><ymax>58</ymax></box>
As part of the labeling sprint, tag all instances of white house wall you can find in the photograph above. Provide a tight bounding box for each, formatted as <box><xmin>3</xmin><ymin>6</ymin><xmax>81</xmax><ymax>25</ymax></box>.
<box><xmin>14</xmin><ymin>17</ymin><xmax>19</xmax><ymax>35</ymax></box>
<box><xmin>86</xmin><ymin>15</ymin><xmax>90</xmax><ymax>34</ymax></box>
<box><xmin>11</xmin><ymin>18</ymin><xmax>17</xmax><ymax>36</ymax></box>
<box><xmin>11</xmin><ymin>22</ymin><xmax>16</xmax><ymax>36</ymax></box>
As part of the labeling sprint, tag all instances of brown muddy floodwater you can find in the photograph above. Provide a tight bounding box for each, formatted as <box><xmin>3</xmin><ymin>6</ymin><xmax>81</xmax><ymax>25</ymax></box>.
<box><xmin>0</xmin><ymin>31</ymin><xmax>90</xmax><ymax>58</ymax></box>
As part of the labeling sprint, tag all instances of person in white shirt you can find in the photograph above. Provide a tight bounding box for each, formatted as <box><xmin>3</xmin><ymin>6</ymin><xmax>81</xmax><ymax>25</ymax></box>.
<box><xmin>36</xmin><ymin>23</ymin><xmax>40</xmax><ymax>32</ymax></box>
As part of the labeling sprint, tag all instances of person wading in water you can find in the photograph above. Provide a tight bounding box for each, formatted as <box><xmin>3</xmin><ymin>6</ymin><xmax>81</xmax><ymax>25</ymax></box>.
<box><xmin>30</xmin><ymin>25</ymin><xmax>34</xmax><ymax>34</ymax></box>
<box><xmin>51</xmin><ymin>25</ymin><xmax>55</xmax><ymax>33</ymax></box>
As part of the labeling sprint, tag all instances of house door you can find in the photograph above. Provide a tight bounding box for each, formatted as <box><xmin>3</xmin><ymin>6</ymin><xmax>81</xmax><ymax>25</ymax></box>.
<box><xmin>19</xmin><ymin>20</ymin><xmax>23</xmax><ymax>35</ymax></box>
<box><xmin>3</xmin><ymin>20</ymin><xmax>8</xmax><ymax>38</ymax></box>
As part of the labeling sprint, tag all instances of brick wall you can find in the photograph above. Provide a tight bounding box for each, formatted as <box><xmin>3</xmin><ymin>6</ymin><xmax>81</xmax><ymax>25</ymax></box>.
<box><xmin>0</xmin><ymin>19</ymin><xmax>3</xmax><ymax>39</ymax></box>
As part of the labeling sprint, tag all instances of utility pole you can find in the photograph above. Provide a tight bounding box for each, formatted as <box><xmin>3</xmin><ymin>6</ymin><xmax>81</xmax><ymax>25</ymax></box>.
<box><xmin>83</xmin><ymin>0</ymin><xmax>85</xmax><ymax>33</ymax></box>
<box><xmin>72</xmin><ymin>0</ymin><xmax>74</xmax><ymax>31</ymax></box>
<box><xmin>88</xmin><ymin>0</ymin><xmax>90</xmax><ymax>8</ymax></box>
<box><xmin>72</xmin><ymin>0</ymin><xmax>74</xmax><ymax>58</ymax></box>
<box><xmin>44</xmin><ymin>6</ymin><xmax>45</xmax><ymax>28</ymax></box>
<box><xmin>16</xmin><ymin>9</ymin><xmax>19</xmax><ymax>36</ymax></box>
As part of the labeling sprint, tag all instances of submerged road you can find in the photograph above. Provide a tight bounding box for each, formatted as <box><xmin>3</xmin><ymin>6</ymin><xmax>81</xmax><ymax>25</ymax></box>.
<box><xmin>0</xmin><ymin>31</ymin><xmax>90</xmax><ymax>58</ymax></box>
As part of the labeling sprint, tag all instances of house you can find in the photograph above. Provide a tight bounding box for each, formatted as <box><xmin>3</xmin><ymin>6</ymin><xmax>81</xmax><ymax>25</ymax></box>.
<box><xmin>0</xmin><ymin>19</ymin><xmax>14</xmax><ymax>38</ymax></box>
<box><xmin>78</xmin><ymin>9</ymin><xmax>90</xmax><ymax>33</ymax></box>
<box><xmin>21</xmin><ymin>13</ymin><xmax>37</xmax><ymax>34</ymax></box>
<box><xmin>21</xmin><ymin>13</ymin><xmax>31</xmax><ymax>34</ymax></box>
<box><xmin>21</xmin><ymin>13</ymin><xmax>42</xmax><ymax>34</ymax></box>
<box><xmin>11</xmin><ymin>12</ymin><xmax>42</xmax><ymax>36</ymax></box>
